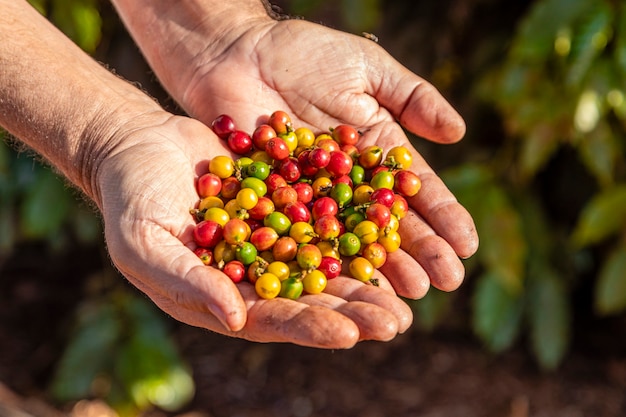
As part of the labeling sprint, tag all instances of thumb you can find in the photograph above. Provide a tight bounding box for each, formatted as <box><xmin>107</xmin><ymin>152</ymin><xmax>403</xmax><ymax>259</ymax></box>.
<box><xmin>366</xmin><ymin>46</ymin><xmax>466</xmax><ymax>144</ymax></box>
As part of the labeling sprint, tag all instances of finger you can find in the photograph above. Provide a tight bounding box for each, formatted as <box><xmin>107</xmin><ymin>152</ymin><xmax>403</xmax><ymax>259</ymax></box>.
<box><xmin>339</xmin><ymin>259</ymin><xmax>396</xmax><ymax>295</ymax></box>
<box><xmin>358</xmin><ymin>125</ymin><xmax>479</xmax><ymax>260</ymax></box>
<box><xmin>241</xmin><ymin>285</ymin><xmax>362</xmax><ymax>348</ymax></box>
<box><xmin>133</xmin><ymin>282</ymin><xmax>362</xmax><ymax>349</ymax></box>
<box><xmin>107</xmin><ymin>221</ymin><xmax>248</xmax><ymax>331</ymax></box>
<box><xmin>397</xmin><ymin>209</ymin><xmax>466</xmax><ymax>292</ymax></box>
<box><xmin>364</xmin><ymin>43</ymin><xmax>466</xmax><ymax>144</ymax></box>
<box><xmin>407</xmin><ymin>149</ymin><xmax>479</xmax><ymax>259</ymax></box>
<box><xmin>324</xmin><ymin>277</ymin><xmax>413</xmax><ymax>333</ymax></box>
<box><xmin>379</xmin><ymin>249</ymin><xmax>431</xmax><ymax>299</ymax></box>
<box><xmin>298</xmin><ymin>292</ymin><xmax>399</xmax><ymax>341</ymax></box>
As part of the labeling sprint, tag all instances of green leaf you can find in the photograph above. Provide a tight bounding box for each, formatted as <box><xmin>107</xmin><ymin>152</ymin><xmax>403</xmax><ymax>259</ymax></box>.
<box><xmin>576</xmin><ymin>120</ymin><xmax>619</xmax><ymax>185</ymax></box>
<box><xmin>410</xmin><ymin>288</ymin><xmax>453</xmax><ymax>332</ymax></box>
<box><xmin>519</xmin><ymin>123</ymin><xmax>560</xmax><ymax>180</ymax></box>
<box><xmin>288</xmin><ymin>0</ymin><xmax>326</xmax><ymax>16</ymax></box>
<box><xmin>0</xmin><ymin>205</ymin><xmax>16</xmax><ymax>256</ymax></box>
<box><xmin>340</xmin><ymin>0</ymin><xmax>380</xmax><ymax>32</ymax></box>
<box><xmin>616</xmin><ymin>4</ymin><xmax>626</xmax><ymax>73</ymax></box>
<box><xmin>115</xmin><ymin>296</ymin><xmax>194</xmax><ymax>413</ymax></box>
<box><xmin>71</xmin><ymin>205</ymin><xmax>101</xmax><ymax>244</ymax></box>
<box><xmin>51</xmin><ymin>0</ymin><xmax>102</xmax><ymax>53</ymax></box>
<box><xmin>572</xmin><ymin>184</ymin><xmax>626</xmax><ymax>246</ymax></box>
<box><xmin>595</xmin><ymin>243</ymin><xmax>626</xmax><ymax>316</ymax></box>
<box><xmin>566</xmin><ymin>2</ymin><xmax>612</xmax><ymax>86</ymax></box>
<box><xmin>472</xmin><ymin>271</ymin><xmax>524</xmax><ymax>353</ymax></box>
<box><xmin>26</xmin><ymin>0</ymin><xmax>47</xmax><ymax>14</ymax></box>
<box><xmin>50</xmin><ymin>302</ymin><xmax>121</xmax><ymax>401</ymax></box>
<box><xmin>441</xmin><ymin>163</ymin><xmax>493</xmax><ymax>219</ymax></box>
<box><xmin>478</xmin><ymin>186</ymin><xmax>527</xmax><ymax>293</ymax></box>
<box><xmin>19</xmin><ymin>169</ymin><xmax>71</xmax><ymax>240</ymax></box>
<box><xmin>510</xmin><ymin>0</ymin><xmax>592</xmax><ymax>62</ymax></box>
<box><xmin>527</xmin><ymin>268</ymin><xmax>570</xmax><ymax>370</ymax></box>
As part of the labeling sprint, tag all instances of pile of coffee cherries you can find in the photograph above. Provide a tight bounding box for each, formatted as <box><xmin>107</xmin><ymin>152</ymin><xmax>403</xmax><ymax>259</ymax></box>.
<box><xmin>191</xmin><ymin>111</ymin><xmax>420</xmax><ymax>300</ymax></box>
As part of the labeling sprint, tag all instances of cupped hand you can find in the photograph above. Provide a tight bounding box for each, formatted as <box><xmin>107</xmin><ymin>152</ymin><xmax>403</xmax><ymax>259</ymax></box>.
<box><xmin>96</xmin><ymin>113</ymin><xmax>412</xmax><ymax>348</ymax></box>
<box><xmin>176</xmin><ymin>18</ymin><xmax>479</xmax><ymax>299</ymax></box>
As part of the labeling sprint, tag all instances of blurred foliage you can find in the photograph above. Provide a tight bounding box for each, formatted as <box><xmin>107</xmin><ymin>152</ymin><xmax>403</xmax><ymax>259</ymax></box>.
<box><xmin>50</xmin><ymin>291</ymin><xmax>195</xmax><ymax>417</ymax></box>
<box><xmin>0</xmin><ymin>2</ymin><xmax>195</xmax><ymax>415</ymax></box>
<box><xmin>281</xmin><ymin>0</ymin><xmax>625</xmax><ymax>369</ymax></box>
<box><xmin>3</xmin><ymin>1</ymin><xmax>626</xmax><ymax>413</ymax></box>
<box><xmin>284</xmin><ymin>0</ymin><xmax>381</xmax><ymax>32</ymax></box>
<box><xmin>424</xmin><ymin>0</ymin><xmax>625</xmax><ymax>370</ymax></box>
<box><xmin>28</xmin><ymin>0</ymin><xmax>102</xmax><ymax>53</ymax></box>
<box><xmin>0</xmin><ymin>136</ymin><xmax>101</xmax><ymax>258</ymax></box>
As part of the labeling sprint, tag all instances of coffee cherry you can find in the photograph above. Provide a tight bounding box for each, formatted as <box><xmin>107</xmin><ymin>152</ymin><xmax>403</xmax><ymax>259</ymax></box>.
<box><xmin>223</xmin><ymin>218</ymin><xmax>250</xmax><ymax>245</ymax></box>
<box><xmin>265</xmin><ymin>137</ymin><xmax>290</xmax><ymax>161</ymax></box>
<box><xmin>358</xmin><ymin>145</ymin><xmax>383</xmax><ymax>169</ymax></box>
<box><xmin>308</xmin><ymin>147</ymin><xmax>330</xmax><ymax>169</ymax></box>
<box><xmin>194</xmin><ymin>247</ymin><xmax>213</xmax><ymax>265</ymax></box>
<box><xmin>252</xmin><ymin>124</ymin><xmax>277</xmax><ymax>150</ymax></box>
<box><xmin>255</xmin><ymin>272</ymin><xmax>281</xmax><ymax>299</ymax></box>
<box><xmin>236</xmin><ymin>242</ymin><xmax>258</xmax><ymax>265</ymax></box>
<box><xmin>349</xmin><ymin>257</ymin><xmax>374</xmax><ymax>282</ymax></box>
<box><xmin>223</xmin><ymin>260</ymin><xmax>246</xmax><ymax>283</ymax></box>
<box><xmin>264</xmin><ymin>212</ymin><xmax>292</xmax><ymax>236</ymax></box>
<box><xmin>337</xmin><ymin>232</ymin><xmax>361</xmax><ymax>257</ymax></box>
<box><xmin>362</xmin><ymin>242</ymin><xmax>387</xmax><ymax>269</ymax></box>
<box><xmin>318</xmin><ymin>256</ymin><xmax>342</xmax><ymax>279</ymax></box>
<box><xmin>283</xmin><ymin>201</ymin><xmax>311</xmax><ymax>224</ymax></box>
<box><xmin>268</xmin><ymin>110</ymin><xmax>292</xmax><ymax>135</ymax></box>
<box><xmin>209</xmin><ymin>156</ymin><xmax>235</xmax><ymax>179</ymax></box>
<box><xmin>276</xmin><ymin>157</ymin><xmax>301</xmax><ymax>183</ymax></box>
<box><xmin>302</xmin><ymin>269</ymin><xmax>327</xmax><ymax>294</ymax></box>
<box><xmin>197</xmin><ymin>173</ymin><xmax>222</xmax><ymax>198</ymax></box>
<box><xmin>211</xmin><ymin>114</ymin><xmax>236</xmax><ymax>139</ymax></box>
<box><xmin>247</xmin><ymin>196</ymin><xmax>275</xmax><ymax>220</ymax></box>
<box><xmin>365</xmin><ymin>203</ymin><xmax>392</xmax><ymax>229</ymax></box>
<box><xmin>196</xmin><ymin>111</ymin><xmax>423</xmax><ymax>298</ymax></box>
<box><xmin>370</xmin><ymin>170</ymin><xmax>395</xmax><ymax>190</ymax></box>
<box><xmin>292</xmin><ymin>182</ymin><xmax>314</xmax><ymax>204</ymax></box>
<box><xmin>385</xmin><ymin>146</ymin><xmax>413</xmax><ymax>169</ymax></box>
<box><xmin>311</xmin><ymin>196</ymin><xmax>338</xmax><ymax>221</ymax></box>
<box><xmin>370</xmin><ymin>188</ymin><xmax>395</xmax><ymax>208</ymax></box>
<box><xmin>267</xmin><ymin>261</ymin><xmax>290</xmax><ymax>281</ymax></box>
<box><xmin>326</xmin><ymin>151</ymin><xmax>353</xmax><ymax>177</ymax></box>
<box><xmin>294</xmin><ymin>127</ymin><xmax>316</xmax><ymax>147</ymax></box>
<box><xmin>279</xmin><ymin>276</ymin><xmax>304</xmax><ymax>300</ymax></box>
<box><xmin>314</xmin><ymin>215</ymin><xmax>342</xmax><ymax>241</ymax></box>
<box><xmin>297</xmin><ymin>243</ymin><xmax>323</xmax><ymax>271</ymax></box>
<box><xmin>272</xmin><ymin>236</ymin><xmax>298</xmax><ymax>262</ymax></box>
<box><xmin>331</xmin><ymin>124</ymin><xmax>359</xmax><ymax>146</ymax></box>
<box><xmin>227</xmin><ymin>130</ymin><xmax>253</xmax><ymax>155</ymax></box>
<box><xmin>394</xmin><ymin>169</ymin><xmax>421</xmax><ymax>197</ymax></box>
<box><xmin>249</xmin><ymin>226</ymin><xmax>279</xmax><ymax>252</ymax></box>
<box><xmin>246</xmin><ymin>161</ymin><xmax>271</xmax><ymax>180</ymax></box>
<box><xmin>193</xmin><ymin>220</ymin><xmax>223</xmax><ymax>248</ymax></box>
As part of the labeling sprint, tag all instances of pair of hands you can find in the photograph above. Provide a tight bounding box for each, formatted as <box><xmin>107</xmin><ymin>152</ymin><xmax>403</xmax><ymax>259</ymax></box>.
<box><xmin>97</xmin><ymin>16</ymin><xmax>478</xmax><ymax>348</ymax></box>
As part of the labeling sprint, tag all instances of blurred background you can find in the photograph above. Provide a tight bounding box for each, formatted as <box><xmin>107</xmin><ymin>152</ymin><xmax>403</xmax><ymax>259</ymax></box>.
<box><xmin>1</xmin><ymin>0</ymin><xmax>625</xmax><ymax>416</ymax></box>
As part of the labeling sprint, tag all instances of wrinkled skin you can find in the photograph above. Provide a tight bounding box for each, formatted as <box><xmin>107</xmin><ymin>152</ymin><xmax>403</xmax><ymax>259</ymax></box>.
<box><xmin>98</xmin><ymin>18</ymin><xmax>479</xmax><ymax>349</ymax></box>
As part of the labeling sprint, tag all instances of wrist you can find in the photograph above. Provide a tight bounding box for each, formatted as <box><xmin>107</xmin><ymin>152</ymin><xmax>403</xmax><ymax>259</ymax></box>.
<box><xmin>111</xmin><ymin>0</ymin><xmax>274</xmax><ymax>108</ymax></box>
<box><xmin>0</xmin><ymin>0</ymin><xmax>168</xmax><ymax>209</ymax></box>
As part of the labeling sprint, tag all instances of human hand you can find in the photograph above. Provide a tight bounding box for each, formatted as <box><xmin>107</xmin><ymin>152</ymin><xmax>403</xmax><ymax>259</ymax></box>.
<box><xmin>97</xmin><ymin>112</ymin><xmax>413</xmax><ymax>348</ymax></box>
<box><xmin>173</xmin><ymin>18</ymin><xmax>479</xmax><ymax>299</ymax></box>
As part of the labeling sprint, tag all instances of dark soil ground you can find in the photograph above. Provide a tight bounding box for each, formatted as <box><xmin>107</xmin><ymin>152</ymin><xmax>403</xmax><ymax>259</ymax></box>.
<box><xmin>1</xmin><ymin>242</ymin><xmax>625</xmax><ymax>417</ymax></box>
<box><xmin>2</xmin><ymin>3</ymin><xmax>626</xmax><ymax>416</ymax></box>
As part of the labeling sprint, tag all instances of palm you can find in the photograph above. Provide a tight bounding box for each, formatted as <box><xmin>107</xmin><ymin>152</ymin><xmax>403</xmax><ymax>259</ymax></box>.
<box><xmin>181</xmin><ymin>19</ymin><xmax>477</xmax><ymax>294</ymax></box>
<box><xmin>185</xmin><ymin>20</ymin><xmax>408</xmax><ymax>139</ymax></box>
<box><xmin>97</xmin><ymin>115</ymin><xmax>412</xmax><ymax>348</ymax></box>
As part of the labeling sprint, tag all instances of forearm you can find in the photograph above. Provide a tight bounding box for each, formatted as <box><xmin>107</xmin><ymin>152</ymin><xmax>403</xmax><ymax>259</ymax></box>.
<box><xmin>0</xmin><ymin>0</ymin><xmax>163</xmax><ymax>206</ymax></box>
<box><xmin>110</xmin><ymin>0</ymin><xmax>272</xmax><ymax>109</ymax></box>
